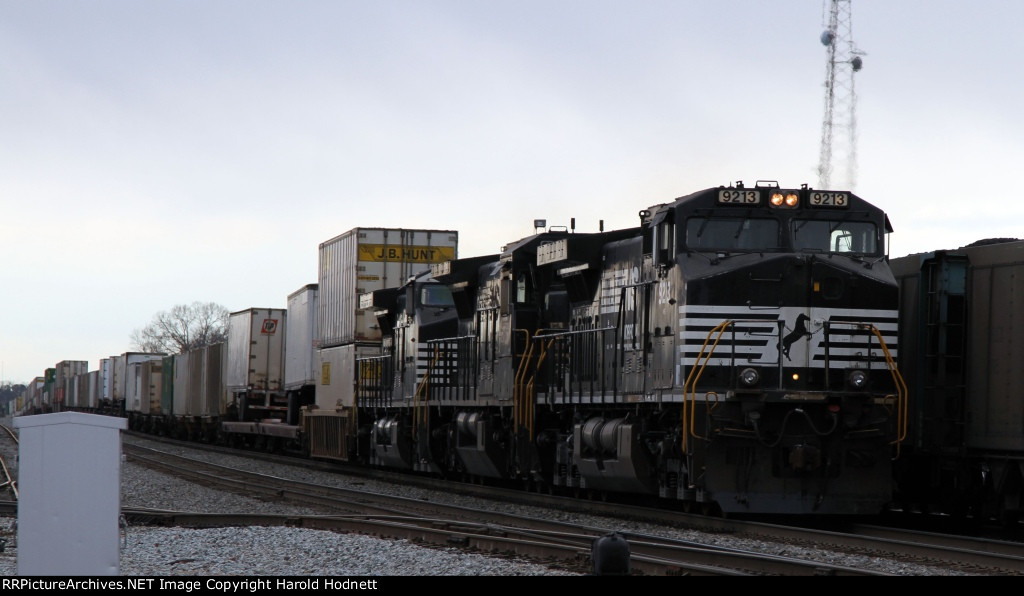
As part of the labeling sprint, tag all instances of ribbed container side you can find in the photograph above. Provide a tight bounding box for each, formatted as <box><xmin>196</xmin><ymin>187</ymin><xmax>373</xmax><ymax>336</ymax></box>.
<box><xmin>54</xmin><ymin>360</ymin><xmax>87</xmax><ymax>407</ymax></box>
<box><xmin>113</xmin><ymin>357</ymin><xmax>126</xmax><ymax>402</ymax></box>
<box><xmin>200</xmin><ymin>342</ymin><xmax>226</xmax><ymax>417</ymax></box>
<box><xmin>75</xmin><ymin>374</ymin><xmax>89</xmax><ymax>409</ymax></box>
<box><xmin>160</xmin><ymin>355</ymin><xmax>175</xmax><ymax>415</ymax></box>
<box><xmin>125</xmin><ymin>362</ymin><xmax>143</xmax><ymax>414</ymax></box>
<box><xmin>113</xmin><ymin>353</ymin><xmax>164</xmax><ymax>402</ymax></box>
<box><xmin>317</xmin><ymin>228</ymin><xmax>458</xmax><ymax>348</ymax></box>
<box><xmin>87</xmin><ymin>371</ymin><xmax>102</xmax><ymax>409</ymax></box>
<box><xmin>961</xmin><ymin>242</ymin><xmax>1024</xmax><ymax>452</ymax></box>
<box><xmin>138</xmin><ymin>360</ymin><xmax>162</xmax><ymax>415</ymax></box>
<box><xmin>101</xmin><ymin>358</ymin><xmax>115</xmax><ymax>402</ymax></box>
<box><xmin>172</xmin><ymin>354</ymin><xmax>190</xmax><ymax>417</ymax></box>
<box><xmin>226</xmin><ymin>308</ymin><xmax>287</xmax><ymax>391</ymax></box>
<box><xmin>186</xmin><ymin>348</ymin><xmax>203</xmax><ymax>416</ymax></box>
<box><xmin>285</xmin><ymin>284</ymin><xmax>319</xmax><ymax>390</ymax></box>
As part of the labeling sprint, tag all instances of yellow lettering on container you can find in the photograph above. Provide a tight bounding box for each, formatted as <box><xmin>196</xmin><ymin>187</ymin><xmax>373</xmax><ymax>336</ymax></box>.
<box><xmin>358</xmin><ymin>244</ymin><xmax>456</xmax><ymax>263</ymax></box>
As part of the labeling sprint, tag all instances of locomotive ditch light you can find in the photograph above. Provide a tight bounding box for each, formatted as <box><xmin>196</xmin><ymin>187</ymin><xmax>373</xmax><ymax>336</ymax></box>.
<box><xmin>769</xmin><ymin>191</ymin><xmax>800</xmax><ymax>208</ymax></box>
<box><xmin>846</xmin><ymin>369</ymin><xmax>868</xmax><ymax>389</ymax></box>
<box><xmin>738</xmin><ymin>367</ymin><xmax>760</xmax><ymax>387</ymax></box>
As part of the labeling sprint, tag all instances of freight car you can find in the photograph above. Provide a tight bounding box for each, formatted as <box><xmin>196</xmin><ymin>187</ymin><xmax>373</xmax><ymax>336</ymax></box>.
<box><xmin>122</xmin><ymin>228</ymin><xmax>461</xmax><ymax>455</ymax></box>
<box><xmin>890</xmin><ymin>239</ymin><xmax>1024</xmax><ymax>525</ymax></box>
<box><xmin>29</xmin><ymin>182</ymin><xmax>909</xmax><ymax>518</ymax></box>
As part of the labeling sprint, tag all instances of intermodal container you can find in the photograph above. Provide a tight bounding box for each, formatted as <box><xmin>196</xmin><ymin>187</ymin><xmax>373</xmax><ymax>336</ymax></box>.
<box><xmin>113</xmin><ymin>353</ymin><xmax>164</xmax><ymax>404</ymax></box>
<box><xmin>53</xmin><ymin>360</ymin><xmax>87</xmax><ymax>407</ymax></box>
<box><xmin>199</xmin><ymin>342</ymin><xmax>226</xmax><ymax>417</ymax></box>
<box><xmin>285</xmin><ymin>284</ymin><xmax>319</xmax><ymax>391</ymax></box>
<box><xmin>317</xmin><ymin>228</ymin><xmax>457</xmax><ymax>348</ymax></box>
<box><xmin>226</xmin><ymin>308</ymin><xmax>286</xmax><ymax>392</ymax></box>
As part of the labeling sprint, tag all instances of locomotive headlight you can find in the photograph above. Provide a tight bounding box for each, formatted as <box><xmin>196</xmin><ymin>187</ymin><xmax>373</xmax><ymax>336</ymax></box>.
<box><xmin>846</xmin><ymin>369</ymin><xmax>869</xmax><ymax>389</ymax></box>
<box><xmin>738</xmin><ymin>367</ymin><xmax>760</xmax><ymax>387</ymax></box>
<box><xmin>769</xmin><ymin>192</ymin><xmax>800</xmax><ymax>208</ymax></box>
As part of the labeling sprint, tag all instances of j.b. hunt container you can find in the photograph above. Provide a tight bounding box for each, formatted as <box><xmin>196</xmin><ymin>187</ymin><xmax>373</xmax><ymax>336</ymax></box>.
<box><xmin>308</xmin><ymin>228</ymin><xmax>456</xmax><ymax>462</ymax></box>
<box><xmin>317</xmin><ymin>228</ymin><xmax>458</xmax><ymax>348</ymax></box>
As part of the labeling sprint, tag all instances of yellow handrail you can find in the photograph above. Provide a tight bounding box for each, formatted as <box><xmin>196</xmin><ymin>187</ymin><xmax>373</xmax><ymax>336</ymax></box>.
<box><xmin>864</xmin><ymin>325</ymin><xmax>909</xmax><ymax>458</ymax></box>
<box><xmin>523</xmin><ymin>337</ymin><xmax>555</xmax><ymax>440</ymax></box>
<box><xmin>679</xmin><ymin>320</ymin><xmax>909</xmax><ymax>459</ymax></box>
<box><xmin>681</xmin><ymin>320</ymin><xmax>733</xmax><ymax>452</ymax></box>
<box><xmin>512</xmin><ymin>329</ymin><xmax>533</xmax><ymax>433</ymax></box>
<box><xmin>412</xmin><ymin>344</ymin><xmax>442</xmax><ymax>433</ymax></box>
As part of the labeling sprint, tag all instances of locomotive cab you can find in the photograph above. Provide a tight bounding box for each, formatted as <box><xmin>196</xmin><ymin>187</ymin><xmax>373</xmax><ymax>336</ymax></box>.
<box><xmin>661</xmin><ymin>181</ymin><xmax>904</xmax><ymax>514</ymax></box>
<box><xmin>358</xmin><ymin>271</ymin><xmax>460</xmax><ymax>472</ymax></box>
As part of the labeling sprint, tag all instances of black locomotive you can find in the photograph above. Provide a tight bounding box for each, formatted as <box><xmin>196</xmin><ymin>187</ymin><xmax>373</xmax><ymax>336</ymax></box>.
<box><xmin>353</xmin><ymin>180</ymin><xmax>905</xmax><ymax>516</ymax></box>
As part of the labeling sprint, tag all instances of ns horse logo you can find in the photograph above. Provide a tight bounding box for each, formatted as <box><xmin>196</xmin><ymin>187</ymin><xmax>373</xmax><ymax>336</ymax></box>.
<box><xmin>781</xmin><ymin>313</ymin><xmax>812</xmax><ymax>360</ymax></box>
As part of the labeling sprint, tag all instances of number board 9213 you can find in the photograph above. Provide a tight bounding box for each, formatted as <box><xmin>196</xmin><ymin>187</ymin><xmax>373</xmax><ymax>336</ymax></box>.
<box><xmin>717</xmin><ymin>189</ymin><xmax>760</xmax><ymax>204</ymax></box>
<box><xmin>809</xmin><ymin>192</ymin><xmax>849</xmax><ymax>207</ymax></box>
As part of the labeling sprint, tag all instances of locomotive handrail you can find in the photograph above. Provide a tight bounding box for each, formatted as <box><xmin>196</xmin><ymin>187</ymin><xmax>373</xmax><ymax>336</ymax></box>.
<box><xmin>523</xmin><ymin>335</ymin><xmax>557</xmax><ymax>440</ymax></box>
<box><xmin>412</xmin><ymin>344</ymin><xmax>443</xmax><ymax>434</ymax></box>
<box><xmin>424</xmin><ymin>334</ymin><xmax>481</xmax><ymax>403</ymax></box>
<box><xmin>865</xmin><ymin>325</ymin><xmax>909</xmax><ymax>455</ymax></box>
<box><xmin>512</xmin><ymin>329</ymin><xmax>533</xmax><ymax>435</ymax></box>
<box><xmin>532</xmin><ymin>325</ymin><xmax>618</xmax><ymax>340</ymax></box>
<box><xmin>533</xmin><ymin>325</ymin><xmax>618</xmax><ymax>404</ymax></box>
<box><xmin>682</xmin><ymin>320</ymin><xmax>733</xmax><ymax>450</ymax></box>
<box><xmin>354</xmin><ymin>354</ymin><xmax>393</xmax><ymax>408</ymax></box>
<box><xmin>513</xmin><ymin>329</ymin><xmax>562</xmax><ymax>440</ymax></box>
<box><xmin>682</xmin><ymin>319</ymin><xmax>909</xmax><ymax>458</ymax></box>
<box><xmin>820</xmin><ymin>321</ymin><xmax>909</xmax><ymax>455</ymax></box>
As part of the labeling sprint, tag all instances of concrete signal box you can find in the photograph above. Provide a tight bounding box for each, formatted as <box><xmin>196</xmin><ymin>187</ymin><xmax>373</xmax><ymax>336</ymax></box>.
<box><xmin>13</xmin><ymin>412</ymin><xmax>127</xmax><ymax>576</ymax></box>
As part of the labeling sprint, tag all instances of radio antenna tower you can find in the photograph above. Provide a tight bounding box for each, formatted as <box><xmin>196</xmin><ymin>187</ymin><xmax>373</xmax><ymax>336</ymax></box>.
<box><xmin>817</xmin><ymin>0</ymin><xmax>864</xmax><ymax>190</ymax></box>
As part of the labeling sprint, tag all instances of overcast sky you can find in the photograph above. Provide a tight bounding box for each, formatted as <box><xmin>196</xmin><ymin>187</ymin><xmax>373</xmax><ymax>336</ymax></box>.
<box><xmin>3</xmin><ymin>1</ymin><xmax>1023</xmax><ymax>384</ymax></box>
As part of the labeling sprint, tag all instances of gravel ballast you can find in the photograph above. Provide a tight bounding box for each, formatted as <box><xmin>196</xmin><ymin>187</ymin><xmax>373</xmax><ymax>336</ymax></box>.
<box><xmin>0</xmin><ymin>430</ymin><xmax>581</xmax><ymax>576</ymax></box>
<box><xmin>0</xmin><ymin>424</ymin><xmax>977</xmax><ymax>576</ymax></box>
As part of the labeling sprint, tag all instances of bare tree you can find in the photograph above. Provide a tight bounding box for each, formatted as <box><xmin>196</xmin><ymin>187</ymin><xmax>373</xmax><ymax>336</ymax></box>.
<box><xmin>130</xmin><ymin>302</ymin><xmax>230</xmax><ymax>354</ymax></box>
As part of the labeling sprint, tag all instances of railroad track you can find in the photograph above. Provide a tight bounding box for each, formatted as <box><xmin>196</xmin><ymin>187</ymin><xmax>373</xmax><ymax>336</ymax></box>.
<box><xmin>0</xmin><ymin>422</ymin><xmax>17</xmax><ymax>500</ymax></box>
<box><xmin>119</xmin><ymin>439</ymin><xmax>1024</xmax><ymax>576</ymax></box>
<box><xmin>1</xmin><ymin>425</ymin><xmax>1020</xmax><ymax>575</ymax></box>
<box><xmin>118</xmin><ymin>442</ymin><xmax>885</xmax><ymax>576</ymax></box>
<box><xmin>123</xmin><ymin>432</ymin><xmax>1024</xmax><ymax>573</ymax></box>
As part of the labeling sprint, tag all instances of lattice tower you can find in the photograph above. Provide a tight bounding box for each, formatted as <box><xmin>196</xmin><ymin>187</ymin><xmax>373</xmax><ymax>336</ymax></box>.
<box><xmin>817</xmin><ymin>0</ymin><xmax>864</xmax><ymax>190</ymax></box>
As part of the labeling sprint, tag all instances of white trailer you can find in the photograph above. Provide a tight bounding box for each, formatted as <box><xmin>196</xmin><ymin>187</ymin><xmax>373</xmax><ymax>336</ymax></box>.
<box><xmin>226</xmin><ymin>307</ymin><xmax>286</xmax><ymax>422</ymax></box>
<box><xmin>317</xmin><ymin>228</ymin><xmax>457</xmax><ymax>348</ymax></box>
<box><xmin>113</xmin><ymin>352</ymin><xmax>164</xmax><ymax>411</ymax></box>
<box><xmin>285</xmin><ymin>284</ymin><xmax>319</xmax><ymax>392</ymax></box>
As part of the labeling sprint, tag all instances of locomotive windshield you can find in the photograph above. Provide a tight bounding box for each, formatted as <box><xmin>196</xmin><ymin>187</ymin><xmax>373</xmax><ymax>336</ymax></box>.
<box><xmin>685</xmin><ymin>215</ymin><xmax>879</xmax><ymax>255</ymax></box>
<box><xmin>685</xmin><ymin>217</ymin><xmax>780</xmax><ymax>251</ymax></box>
<box><xmin>420</xmin><ymin>283</ymin><xmax>455</xmax><ymax>307</ymax></box>
<box><xmin>792</xmin><ymin>219</ymin><xmax>877</xmax><ymax>254</ymax></box>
